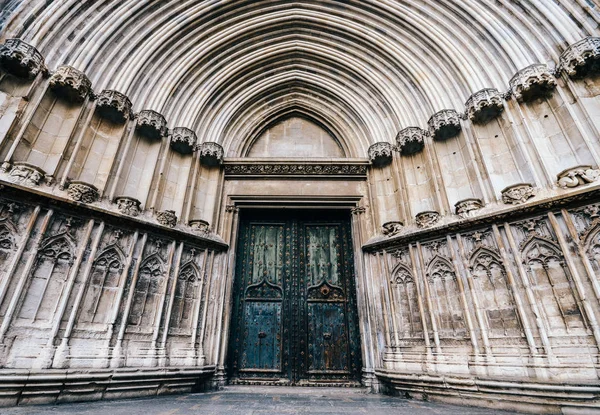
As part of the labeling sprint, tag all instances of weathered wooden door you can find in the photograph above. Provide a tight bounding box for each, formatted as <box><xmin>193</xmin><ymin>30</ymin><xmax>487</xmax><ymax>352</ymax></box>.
<box><xmin>228</xmin><ymin>210</ymin><xmax>362</xmax><ymax>385</ymax></box>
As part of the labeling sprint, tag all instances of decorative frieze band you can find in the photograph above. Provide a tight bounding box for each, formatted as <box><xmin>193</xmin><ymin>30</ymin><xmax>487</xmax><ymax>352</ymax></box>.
<box><xmin>223</xmin><ymin>162</ymin><xmax>369</xmax><ymax>176</ymax></box>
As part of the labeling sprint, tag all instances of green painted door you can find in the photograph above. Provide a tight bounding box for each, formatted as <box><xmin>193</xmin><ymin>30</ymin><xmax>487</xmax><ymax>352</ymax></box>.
<box><xmin>228</xmin><ymin>210</ymin><xmax>362</xmax><ymax>385</ymax></box>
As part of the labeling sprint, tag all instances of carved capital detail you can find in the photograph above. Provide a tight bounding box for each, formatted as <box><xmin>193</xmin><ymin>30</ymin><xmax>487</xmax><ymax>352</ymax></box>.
<box><xmin>560</xmin><ymin>37</ymin><xmax>600</xmax><ymax>79</ymax></box>
<box><xmin>96</xmin><ymin>90</ymin><xmax>132</xmax><ymax>123</ymax></box>
<box><xmin>136</xmin><ymin>110</ymin><xmax>167</xmax><ymax>140</ymax></box>
<box><xmin>427</xmin><ymin>110</ymin><xmax>461</xmax><ymax>141</ymax></box>
<box><xmin>501</xmin><ymin>183</ymin><xmax>536</xmax><ymax>205</ymax></box>
<box><xmin>509</xmin><ymin>64</ymin><xmax>556</xmax><ymax>102</ymax></box>
<box><xmin>189</xmin><ymin>219</ymin><xmax>210</xmax><ymax>234</ymax></box>
<box><xmin>455</xmin><ymin>198</ymin><xmax>484</xmax><ymax>218</ymax></box>
<box><xmin>396</xmin><ymin>127</ymin><xmax>426</xmax><ymax>155</ymax></box>
<box><xmin>557</xmin><ymin>165</ymin><xmax>600</xmax><ymax>188</ymax></box>
<box><xmin>115</xmin><ymin>196</ymin><xmax>141</xmax><ymax>217</ymax></box>
<box><xmin>67</xmin><ymin>181</ymin><xmax>99</xmax><ymax>204</ymax></box>
<box><xmin>416</xmin><ymin>211</ymin><xmax>440</xmax><ymax>228</ymax></box>
<box><xmin>7</xmin><ymin>162</ymin><xmax>46</xmax><ymax>187</ymax></box>
<box><xmin>198</xmin><ymin>142</ymin><xmax>224</xmax><ymax>166</ymax></box>
<box><xmin>49</xmin><ymin>65</ymin><xmax>92</xmax><ymax>102</ymax></box>
<box><xmin>382</xmin><ymin>221</ymin><xmax>404</xmax><ymax>237</ymax></box>
<box><xmin>368</xmin><ymin>142</ymin><xmax>393</xmax><ymax>167</ymax></box>
<box><xmin>465</xmin><ymin>88</ymin><xmax>504</xmax><ymax>124</ymax></box>
<box><xmin>156</xmin><ymin>210</ymin><xmax>177</xmax><ymax>227</ymax></box>
<box><xmin>170</xmin><ymin>127</ymin><xmax>197</xmax><ymax>155</ymax></box>
<box><xmin>0</xmin><ymin>39</ymin><xmax>47</xmax><ymax>79</ymax></box>
<box><xmin>351</xmin><ymin>206</ymin><xmax>366</xmax><ymax>215</ymax></box>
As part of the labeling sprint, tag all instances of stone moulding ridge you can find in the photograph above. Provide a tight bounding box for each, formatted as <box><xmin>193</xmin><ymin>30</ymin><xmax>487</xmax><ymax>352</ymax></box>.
<box><xmin>223</xmin><ymin>160</ymin><xmax>369</xmax><ymax>176</ymax></box>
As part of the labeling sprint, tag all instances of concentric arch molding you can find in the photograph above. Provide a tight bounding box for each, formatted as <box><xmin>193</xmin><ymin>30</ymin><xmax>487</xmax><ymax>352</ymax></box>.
<box><xmin>223</xmin><ymin>159</ymin><xmax>370</xmax><ymax>177</ymax></box>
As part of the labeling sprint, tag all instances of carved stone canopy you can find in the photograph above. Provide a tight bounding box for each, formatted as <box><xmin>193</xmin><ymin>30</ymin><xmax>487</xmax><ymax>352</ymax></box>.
<box><xmin>382</xmin><ymin>221</ymin><xmax>403</xmax><ymax>237</ymax></box>
<box><xmin>509</xmin><ymin>64</ymin><xmax>557</xmax><ymax>102</ymax></box>
<box><xmin>557</xmin><ymin>165</ymin><xmax>600</xmax><ymax>188</ymax></box>
<box><xmin>136</xmin><ymin>110</ymin><xmax>168</xmax><ymax>140</ymax></box>
<box><xmin>501</xmin><ymin>183</ymin><xmax>536</xmax><ymax>205</ymax></box>
<box><xmin>115</xmin><ymin>196</ymin><xmax>141</xmax><ymax>217</ymax></box>
<box><xmin>0</xmin><ymin>39</ymin><xmax>46</xmax><ymax>79</ymax></box>
<box><xmin>189</xmin><ymin>219</ymin><xmax>210</xmax><ymax>233</ymax></box>
<box><xmin>49</xmin><ymin>65</ymin><xmax>92</xmax><ymax>103</ymax></box>
<box><xmin>396</xmin><ymin>127</ymin><xmax>426</xmax><ymax>155</ymax></box>
<box><xmin>416</xmin><ymin>211</ymin><xmax>440</xmax><ymax>228</ymax></box>
<box><xmin>96</xmin><ymin>90</ymin><xmax>132</xmax><ymax>123</ymax></box>
<box><xmin>156</xmin><ymin>209</ymin><xmax>178</xmax><ymax>227</ymax></box>
<box><xmin>170</xmin><ymin>127</ymin><xmax>197</xmax><ymax>155</ymax></box>
<box><xmin>67</xmin><ymin>181</ymin><xmax>99</xmax><ymax>204</ymax></box>
<box><xmin>455</xmin><ymin>198</ymin><xmax>484</xmax><ymax>218</ymax></box>
<box><xmin>465</xmin><ymin>89</ymin><xmax>504</xmax><ymax>124</ymax></box>
<box><xmin>560</xmin><ymin>37</ymin><xmax>600</xmax><ymax>79</ymax></box>
<box><xmin>368</xmin><ymin>142</ymin><xmax>393</xmax><ymax>167</ymax></box>
<box><xmin>198</xmin><ymin>142</ymin><xmax>224</xmax><ymax>166</ymax></box>
<box><xmin>427</xmin><ymin>110</ymin><xmax>461</xmax><ymax>141</ymax></box>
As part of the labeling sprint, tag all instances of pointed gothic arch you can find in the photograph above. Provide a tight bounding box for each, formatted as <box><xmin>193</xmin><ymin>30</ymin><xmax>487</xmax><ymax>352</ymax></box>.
<box><xmin>128</xmin><ymin>251</ymin><xmax>166</xmax><ymax>330</ymax></box>
<box><xmin>169</xmin><ymin>261</ymin><xmax>202</xmax><ymax>334</ymax></box>
<box><xmin>389</xmin><ymin>262</ymin><xmax>422</xmax><ymax>340</ymax></box>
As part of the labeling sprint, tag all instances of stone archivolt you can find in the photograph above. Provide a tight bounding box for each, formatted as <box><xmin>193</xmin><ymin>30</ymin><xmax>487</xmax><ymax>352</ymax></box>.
<box><xmin>48</xmin><ymin>65</ymin><xmax>92</xmax><ymax>103</ymax></box>
<box><xmin>96</xmin><ymin>90</ymin><xmax>132</xmax><ymax>123</ymax></box>
<box><xmin>0</xmin><ymin>39</ymin><xmax>46</xmax><ymax>79</ymax></box>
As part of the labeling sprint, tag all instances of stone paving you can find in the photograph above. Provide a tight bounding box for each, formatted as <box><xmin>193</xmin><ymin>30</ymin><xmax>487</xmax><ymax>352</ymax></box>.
<box><xmin>3</xmin><ymin>386</ymin><xmax>522</xmax><ymax>415</ymax></box>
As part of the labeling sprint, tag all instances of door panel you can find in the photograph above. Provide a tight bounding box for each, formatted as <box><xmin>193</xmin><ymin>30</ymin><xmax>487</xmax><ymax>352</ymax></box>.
<box><xmin>229</xmin><ymin>211</ymin><xmax>361</xmax><ymax>385</ymax></box>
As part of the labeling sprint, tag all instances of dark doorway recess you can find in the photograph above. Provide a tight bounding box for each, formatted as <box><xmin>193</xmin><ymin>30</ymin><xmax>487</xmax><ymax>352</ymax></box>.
<box><xmin>228</xmin><ymin>209</ymin><xmax>362</xmax><ymax>386</ymax></box>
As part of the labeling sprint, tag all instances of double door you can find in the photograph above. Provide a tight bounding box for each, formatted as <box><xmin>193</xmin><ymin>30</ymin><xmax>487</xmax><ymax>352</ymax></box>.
<box><xmin>228</xmin><ymin>210</ymin><xmax>362</xmax><ymax>385</ymax></box>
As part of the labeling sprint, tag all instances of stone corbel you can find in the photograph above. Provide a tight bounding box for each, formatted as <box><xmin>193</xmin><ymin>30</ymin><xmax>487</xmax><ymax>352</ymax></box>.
<box><xmin>189</xmin><ymin>219</ymin><xmax>210</xmax><ymax>234</ymax></box>
<box><xmin>509</xmin><ymin>64</ymin><xmax>556</xmax><ymax>102</ymax></box>
<box><xmin>557</xmin><ymin>165</ymin><xmax>600</xmax><ymax>188</ymax></box>
<box><xmin>170</xmin><ymin>127</ymin><xmax>197</xmax><ymax>155</ymax></box>
<box><xmin>382</xmin><ymin>221</ymin><xmax>403</xmax><ymax>237</ymax></box>
<box><xmin>48</xmin><ymin>65</ymin><xmax>93</xmax><ymax>103</ymax></box>
<box><xmin>67</xmin><ymin>181</ymin><xmax>99</xmax><ymax>204</ymax></box>
<box><xmin>396</xmin><ymin>127</ymin><xmax>426</xmax><ymax>155</ymax></box>
<box><xmin>427</xmin><ymin>110</ymin><xmax>461</xmax><ymax>141</ymax></box>
<box><xmin>96</xmin><ymin>90</ymin><xmax>132</xmax><ymax>123</ymax></box>
<box><xmin>7</xmin><ymin>162</ymin><xmax>46</xmax><ymax>187</ymax></box>
<box><xmin>559</xmin><ymin>37</ymin><xmax>600</xmax><ymax>79</ymax></box>
<box><xmin>501</xmin><ymin>183</ymin><xmax>536</xmax><ymax>205</ymax></box>
<box><xmin>198</xmin><ymin>142</ymin><xmax>224</xmax><ymax>166</ymax></box>
<box><xmin>0</xmin><ymin>38</ymin><xmax>47</xmax><ymax>79</ymax></box>
<box><xmin>465</xmin><ymin>89</ymin><xmax>504</xmax><ymax>124</ymax></box>
<box><xmin>415</xmin><ymin>210</ymin><xmax>440</xmax><ymax>228</ymax></box>
<box><xmin>368</xmin><ymin>142</ymin><xmax>393</xmax><ymax>167</ymax></box>
<box><xmin>136</xmin><ymin>110</ymin><xmax>168</xmax><ymax>140</ymax></box>
<box><xmin>156</xmin><ymin>209</ymin><xmax>177</xmax><ymax>227</ymax></box>
<box><xmin>455</xmin><ymin>198</ymin><xmax>484</xmax><ymax>218</ymax></box>
<box><xmin>115</xmin><ymin>196</ymin><xmax>142</xmax><ymax>216</ymax></box>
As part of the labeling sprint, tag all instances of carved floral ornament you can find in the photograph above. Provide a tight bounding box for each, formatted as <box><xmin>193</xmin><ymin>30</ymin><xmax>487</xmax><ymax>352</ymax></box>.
<box><xmin>96</xmin><ymin>90</ymin><xmax>132</xmax><ymax>123</ymax></box>
<box><xmin>198</xmin><ymin>142</ymin><xmax>224</xmax><ymax>166</ymax></box>
<box><xmin>368</xmin><ymin>142</ymin><xmax>393</xmax><ymax>167</ymax></box>
<box><xmin>189</xmin><ymin>219</ymin><xmax>210</xmax><ymax>234</ymax></box>
<box><xmin>67</xmin><ymin>181</ymin><xmax>99</xmax><ymax>204</ymax></box>
<box><xmin>509</xmin><ymin>64</ymin><xmax>556</xmax><ymax>102</ymax></box>
<box><xmin>49</xmin><ymin>65</ymin><xmax>92</xmax><ymax>103</ymax></box>
<box><xmin>115</xmin><ymin>196</ymin><xmax>141</xmax><ymax>217</ymax></box>
<box><xmin>559</xmin><ymin>37</ymin><xmax>600</xmax><ymax>79</ymax></box>
<box><xmin>156</xmin><ymin>209</ymin><xmax>178</xmax><ymax>227</ymax></box>
<box><xmin>223</xmin><ymin>163</ymin><xmax>367</xmax><ymax>176</ymax></box>
<box><xmin>170</xmin><ymin>127</ymin><xmax>197</xmax><ymax>155</ymax></box>
<box><xmin>382</xmin><ymin>221</ymin><xmax>403</xmax><ymax>237</ymax></box>
<box><xmin>7</xmin><ymin>162</ymin><xmax>46</xmax><ymax>187</ymax></box>
<box><xmin>557</xmin><ymin>165</ymin><xmax>600</xmax><ymax>189</ymax></box>
<box><xmin>455</xmin><ymin>198</ymin><xmax>484</xmax><ymax>218</ymax></box>
<box><xmin>415</xmin><ymin>210</ymin><xmax>440</xmax><ymax>228</ymax></box>
<box><xmin>501</xmin><ymin>183</ymin><xmax>536</xmax><ymax>205</ymax></box>
<box><xmin>0</xmin><ymin>39</ymin><xmax>47</xmax><ymax>79</ymax></box>
<box><xmin>136</xmin><ymin>110</ymin><xmax>168</xmax><ymax>140</ymax></box>
<box><xmin>396</xmin><ymin>127</ymin><xmax>426</xmax><ymax>155</ymax></box>
<box><xmin>465</xmin><ymin>89</ymin><xmax>505</xmax><ymax>124</ymax></box>
<box><xmin>427</xmin><ymin>109</ymin><xmax>461</xmax><ymax>141</ymax></box>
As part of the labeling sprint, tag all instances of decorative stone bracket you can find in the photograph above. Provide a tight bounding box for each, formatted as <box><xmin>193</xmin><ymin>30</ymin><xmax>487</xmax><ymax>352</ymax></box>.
<box><xmin>559</xmin><ymin>37</ymin><xmax>600</xmax><ymax>79</ymax></box>
<box><xmin>198</xmin><ymin>142</ymin><xmax>224</xmax><ymax>166</ymax></box>
<box><xmin>156</xmin><ymin>210</ymin><xmax>178</xmax><ymax>227</ymax></box>
<box><xmin>501</xmin><ymin>183</ymin><xmax>536</xmax><ymax>205</ymax></box>
<box><xmin>455</xmin><ymin>198</ymin><xmax>484</xmax><ymax>218</ymax></box>
<box><xmin>67</xmin><ymin>181</ymin><xmax>99</xmax><ymax>204</ymax></box>
<box><xmin>6</xmin><ymin>162</ymin><xmax>46</xmax><ymax>187</ymax></box>
<box><xmin>136</xmin><ymin>110</ymin><xmax>168</xmax><ymax>140</ymax></box>
<box><xmin>396</xmin><ymin>127</ymin><xmax>426</xmax><ymax>155</ymax></box>
<box><xmin>0</xmin><ymin>38</ymin><xmax>47</xmax><ymax>79</ymax></box>
<box><xmin>368</xmin><ymin>142</ymin><xmax>393</xmax><ymax>167</ymax></box>
<box><xmin>115</xmin><ymin>196</ymin><xmax>141</xmax><ymax>217</ymax></box>
<box><xmin>170</xmin><ymin>127</ymin><xmax>197</xmax><ymax>155</ymax></box>
<box><xmin>427</xmin><ymin>110</ymin><xmax>461</xmax><ymax>141</ymax></box>
<box><xmin>509</xmin><ymin>64</ymin><xmax>556</xmax><ymax>102</ymax></box>
<box><xmin>416</xmin><ymin>211</ymin><xmax>440</xmax><ymax>228</ymax></box>
<box><xmin>96</xmin><ymin>90</ymin><xmax>132</xmax><ymax>123</ymax></box>
<box><xmin>382</xmin><ymin>221</ymin><xmax>403</xmax><ymax>237</ymax></box>
<box><xmin>189</xmin><ymin>219</ymin><xmax>210</xmax><ymax>234</ymax></box>
<box><xmin>557</xmin><ymin>165</ymin><xmax>600</xmax><ymax>188</ymax></box>
<box><xmin>465</xmin><ymin>89</ymin><xmax>504</xmax><ymax>124</ymax></box>
<box><xmin>49</xmin><ymin>65</ymin><xmax>92</xmax><ymax>103</ymax></box>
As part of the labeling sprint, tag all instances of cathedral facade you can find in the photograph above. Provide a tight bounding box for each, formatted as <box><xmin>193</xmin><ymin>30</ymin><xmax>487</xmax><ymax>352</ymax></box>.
<box><xmin>0</xmin><ymin>1</ymin><xmax>599</xmax><ymax>413</ymax></box>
